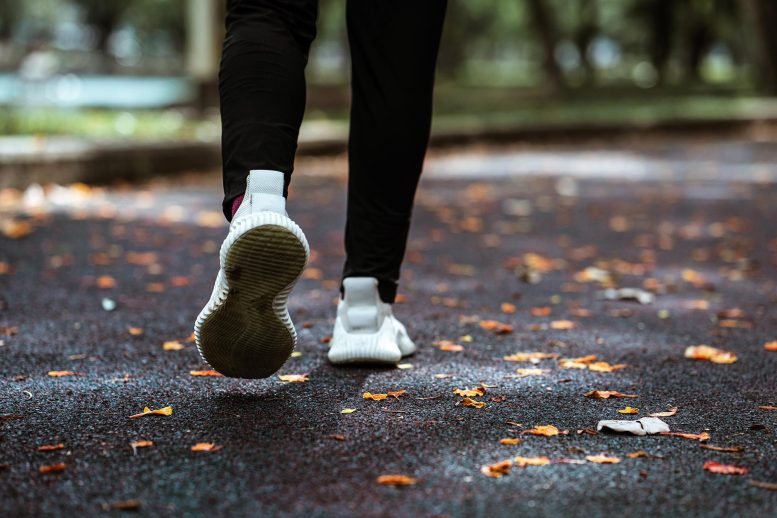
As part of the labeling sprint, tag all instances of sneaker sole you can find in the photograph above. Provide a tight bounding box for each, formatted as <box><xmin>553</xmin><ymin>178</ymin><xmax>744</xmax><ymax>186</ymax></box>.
<box><xmin>195</xmin><ymin>213</ymin><xmax>308</xmax><ymax>378</ymax></box>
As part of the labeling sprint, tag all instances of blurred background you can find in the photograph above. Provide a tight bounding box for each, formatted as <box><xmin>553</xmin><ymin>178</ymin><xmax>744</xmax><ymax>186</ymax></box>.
<box><xmin>2</xmin><ymin>0</ymin><xmax>777</xmax><ymax>186</ymax></box>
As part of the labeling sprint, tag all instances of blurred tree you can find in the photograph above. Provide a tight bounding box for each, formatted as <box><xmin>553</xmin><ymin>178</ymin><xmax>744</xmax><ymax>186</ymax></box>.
<box><xmin>743</xmin><ymin>0</ymin><xmax>777</xmax><ymax>94</ymax></box>
<box><xmin>572</xmin><ymin>0</ymin><xmax>598</xmax><ymax>85</ymax></box>
<box><xmin>71</xmin><ymin>0</ymin><xmax>133</xmax><ymax>52</ymax></box>
<box><xmin>0</xmin><ymin>0</ymin><xmax>21</xmax><ymax>43</ymax></box>
<box><xmin>629</xmin><ymin>0</ymin><xmax>674</xmax><ymax>84</ymax></box>
<box><xmin>124</xmin><ymin>0</ymin><xmax>187</xmax><ymax>54</ymax></box>
<box><xmin>525</xmin><ymin>0</ymin><xmax>565</xmax><ymax>92</ymax></box>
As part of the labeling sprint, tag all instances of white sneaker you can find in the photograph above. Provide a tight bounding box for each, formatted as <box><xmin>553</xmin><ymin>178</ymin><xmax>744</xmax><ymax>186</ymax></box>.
<box><xmin>194</xmin><ymin>170</ymin><xmax>309</xmax><ymax>378</ymax></box>
<box><xmin>328</xmin><ymin>277</ymin><xmax>416</xmax><ymax>365</ymax></box>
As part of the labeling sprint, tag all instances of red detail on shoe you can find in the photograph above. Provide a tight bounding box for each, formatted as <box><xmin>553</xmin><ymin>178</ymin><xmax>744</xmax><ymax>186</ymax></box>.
<box><xmin>231</xmin><ymin>194</ymin><xmax>245</xmax><ymax>218</ymax></box>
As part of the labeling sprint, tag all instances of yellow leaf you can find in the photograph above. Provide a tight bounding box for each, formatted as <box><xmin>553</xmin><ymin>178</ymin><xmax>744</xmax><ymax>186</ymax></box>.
<box><xmin>588</xmin><ymin>361</ymin><xmax>628</xmax><ymax>372</ymax></box>
<box><xmin>763</xmin><ymin>341</ymin><xmax>777</xmax><ymax>352</ymax></box>
<box><xmin>481</xmin><ymin>459</ymin><xmax>513</xmax><ymax>477</ymax></box>
<box><xmin>617</xmin><ymin>406</ymin><xmax>640</xmax><ymax>414</ymax></box>
<box><xmin>396</xmin><ymin>363</ymin><xmax>413</xmax><ymax>369</ymax></box>
<box><xmin>586</xmin><ymin>454</ymin><xmax>621</xmax><ymax>464</ymax></box>
<box><xmin>684</xmin><ymin>345</ymin><xmax>737</xmax><ymax>364</ymax></box>
<box><xmin>387</xmin><ymin>390</ymin><xmax>407</xmax><ymax>399</ymax></box>
<box><xmin>627</xmin><ymin>450</ymin><xmax>650</xmax><ymax>459</ymax></box>
<box><xmin>363</xmin><ymin>392</ymin><xmax>388</xmax><ymax>401</ymax></box>
<box><xmin>291</xmin><ymin>351</ymin><xmax>303</xmax><ymax>358</ymax></box>
<box><xmin>550</xmin><ymin>320</ymin><xmax>576</xmax><ymax>330</ymax></box>
<box><xmin>514</xmin><ymin>456</ymin><xmax>551</xmax><ymax>467</ymax></box>
<box><xmin>129</xmin><ymin>406</ymin><xmax>172</xmax><ymax>419</ymax></box>
<box><xmin>461</xmin><ymin>397</ymin><xmax>486</xmax><ymax>409</ymax></box>
<box><xmin>190</xmin><ymin>370</ymin><xmax>223</xmax><ymax>377</ymax></box>
<box><xmin>162</xmin><ymin>340</ymin><xmax>184</xmax><ymax>351</ymax></box>
<box><xmin>454</xmin><ymin>386</ymin><xmax>486</xmax><ymax>397</ymax></box>
<box><xmin>501</xmin><ymin>302</ymin><xmax>517</xmax><ymax>314</ymax></box>
<box><xmin>523</xmin><ymin>425</ymin><xmax>561</xmax><ymax>437</ymax></box>
<box><xmin>503</xmin><ymin>352</ymin><xmax>559</xmax><ymax>362</ymax></box>
<box><xmin>515</xmin><ymin>368</ymin><xmax>549</xmax><ymax>377</ymax></box>
<box><xmin>341</xmin><ymin>408</ymin><xmax>356</xmax><ymax>414</ymax></box>
<box><xmin>436</xmin><ymin>340</ymin><xmax>464</xmax><ymax>352</ymax></box>
<box><xmin>376</xmin><ymin>474</ymin><xmax>417</xmax><ymax>486</ymax></box>
<box><xmin>278</xmin><ymin>373</ymin><xmax>309</xmax><ymax>383</ymax></box>
<box><xmin>47</xmin><ymin>370</ymin><xmax>76</xmax><ymax>377</ymax></box>
<box><xmin>499</xmin><ymin>438</ymin><xmax>522</xmax><ymax>445</ymax></box>
<box><xmin>585</xmin><ymin>390</ymin><xmax>638</xmax><ymax>399</ymax></box>
<box><xmin>130</xmin><ymin>440</ymin><xmax>154</xmax><ymax>449</ymax></box>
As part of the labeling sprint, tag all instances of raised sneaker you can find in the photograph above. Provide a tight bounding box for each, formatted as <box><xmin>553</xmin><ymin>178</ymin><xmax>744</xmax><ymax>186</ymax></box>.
<box><xmin>194</xmin><ymin>170</ymin><xmax>309</xmax><ymax>378</ymax></box>
<box><xmin>328</xmin><ymin>277</ymin><xmax>415</xmax><ymax>364</ymax></box>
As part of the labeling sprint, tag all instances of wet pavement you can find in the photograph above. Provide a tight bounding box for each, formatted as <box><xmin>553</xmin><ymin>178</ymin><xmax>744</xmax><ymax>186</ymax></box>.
<box><xmin>1</xmin><ymin>138</ymin><xmax>777</xmax><ymax>516</ymax></box>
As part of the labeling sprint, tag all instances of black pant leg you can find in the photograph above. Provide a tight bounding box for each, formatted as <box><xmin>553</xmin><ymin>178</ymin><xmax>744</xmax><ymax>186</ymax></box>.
<box><xmin>219</xmin><ymin>0</ymin><xmax>318</xmax><ymax>220</ymax></box>
<box><xmin>342</xmin><ymin>0</ymin><xmax>447</xmax><ymax>302</ymax></box>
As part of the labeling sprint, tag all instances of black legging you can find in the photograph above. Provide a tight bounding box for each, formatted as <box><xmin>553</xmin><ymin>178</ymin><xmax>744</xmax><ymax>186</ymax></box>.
<box><xmin>219</xmin><ymin>0</ymin><xmax>447</xmax><ymax>303</ymax></box>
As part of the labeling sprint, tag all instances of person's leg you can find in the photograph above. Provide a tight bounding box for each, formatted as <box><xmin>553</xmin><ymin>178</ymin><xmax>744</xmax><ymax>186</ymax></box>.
<box><xmin>342</xmin><ymin>0</ymin><xmax>448</xmax><ymax>302</ymax></box>
<box><xmin>196</xmin><ymin>0</ymin><xmax>317</xmax><ymax>378</ymax></box>
<box><xmin>219</xmin><ymin>0</ymin><xmax>318</xmax><ymax>220</ymax></box>
<box><xmin>328</xmin><ymin>0</ymin><xmax>447</xmax><ymax>365</ymax></box>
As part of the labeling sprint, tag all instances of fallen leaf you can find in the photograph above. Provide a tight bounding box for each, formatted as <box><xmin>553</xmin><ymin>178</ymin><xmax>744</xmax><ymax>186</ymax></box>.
<box><xmin>162</xmin><ymin>340</ymin><xmax>184</xmax><ymax>351</ymax></box>
<box><xmin>586</xmin><ymin>454</ymin><xmax>621</xmax><ymax>464</ymax></box>
<box><xmin>585</xmin><ymin>390</ymin><xmax>638</xmax><ymax>399</ymax></box>
<box><xmin>341</xmin><ymin>408</ymin><xmax>356</xmax><ymax>414</ymax></box>
<box><xmin>47</xmin><ymin>370</ymin><xmax>76</xmax><ymax>377</ymax></box>
<box><xmin>39</xmin><ymin>463</ymin><xmax>67</xmax><ymax>474</ymax></box>
<box><xmin>387</xmin><ymin>390</ymin><xmax>407</xmax><ymax>400</ymax></box>
<box><xmin>627</xmin><ymin>451</ymin><xmax>650</xmax><ymax>459</ymax></box>
<box><xmin>107</xmin><ymin>500</ymin><xmax>141</xmax><ymax>511</ymax></box>
<box><xmin>515</xmin><ymin>368</ymin><xmax>549</xmax><ymax>377</ymax></box>
<box><xmin>396</xmin><ymin>363</ymin><xmax>413</xmax><ymax>369</ymax></box>
<box><xmin>127</xmin><ymin>327</ymin><xmax>144</xmax><ymax>336</ymax></box>
<box><xmin>1</xmin><ymin>219</ymin><xmax>33</xmax><ymax>239</ymax></box>
<box><xmin>503</xmin><ymin>352</ymin><xmax>559</xmax><ymax>362</ymax></box>
<box><xmin>129</xmin><ymin>406</ymin><xmax>173</xmax><ymax>419</ymax></box>
<box><xmin>481</xmin><ymin>459</ymin><xmax>513</xmax><ymax>477</ymax></box>
<box><xmin>96</xmin><ymin>275</ymin><xmax>116</xmax><ymax>289</ymax></box>
<box><xmin>649</xmin><ymin>407</ymin><xmax>679</xmax><ymax>417</ymax></box>
<box><xmin>660</xmin><ymin>431</ymin><xmax>710</xmax><ymax>442</ymax></box>
<box><xmin>550</xmin><ymin>320</ymin><xmax>576</xmax><ymax>330</ymax></box>
<box><xmin>454</xmin><ymin>386</ymin><xmax>487</xmax><ymax>398</ymax></box>
<box><xmin>530</xmin><ymin>306</ymin><xmax>552</xmax><ymax>317</ymax></box>
<box><xmin>749</xmin><ymin>480</ymin><xmax>777</xmax><ymax>491</ymax></box>
<box><xmin>588</xmin><ymin>362</ymin><xmax>628</xmax><ymax>373</ymax></box>
<box><xmin>703</xmin><ymin>461</ymin><xmax>749</xmax><ymax>475</ymax></box>
<box><xmin>329</xmin><ymin>434</ymin><xmax>346</xmax><ymax>441</ymax></box>
<box><xmin>559</xmin><ymin>355</ymin><xmax>597</xmax><ymax>369</ymax></box>
<box><xmin>764</xmin><ymin>341</ymin><xmax>777</xmax><ymax>352</ymax></box>
<box><xmin>376</xmin><ymin>474</ymin><xmax>417</xmax><ymax>486</ymax></box>
<box><xmin>499</xmin><ymin>438</ymin><xmax>523</xmax><ymax>445</ymax></box>
<box><xmin>523</xmin><ymin>425</ymin><xmax>562</xmax><ymax>437</ymax></box>
<box><xmin>37</xmin><ymin>443</ymin><xmax>64</xmax><ymax>452</ymax></box>
<box><xmin>700</xmin><ymin>444</ymin><xmax>743</xmax><ymax>453</ymax></box>
<box><xmin>363</xmin><ymin>392</ymin><xmax>389</xmax><ymax>401</ymax></box>
<box><xmin>278</xmin><ymin>373</ymin><xmax>309</xmax><ymax>383</ymax></box>
<box><xmin>434</xmin><ymin>373</ymin><xmax>454</xmax><ymax>379</ymax></box>
<box><xmin>684</xmin><ymin>345</ymin><xmax>737</xmax><ymax>364</ymax></box>
<box><xmin>0</xmin><ymin>326</ymin><xmax>19</xmax><ymax>336</ymax></box>
<box><xmin>479</xmin><ymin>320</ymin><xmax>514</xmax><ymax>334</ymax></box>
<box><xmin>190</xmin><ymin>370</ymin><xmax>223</xmax><ymax>377</ymax></box>
<box><xmin>514</xmin><ymin>456</ymin><xmax>551</xmax><ymax>467</ymax></box>
<box><xmin>461</xmin><ymin>397</ymin><xmax>486</xmax><ymax>409</ymax></box>
<box><xmin>618</xmin><ymin>406</ymin><xmax>640</xmax><ymax>415</ymax></box>
<box><xmin>501</xmin><ymin>302</ymin><xmax>517</xmax><ymax>314</ymax></box>
<box><xmin>130</xmin><ymin>440</ymin><xmax>154</xmax><ymax>449</ymax></box>
<box><xmin>436</xmin><ymin>340</ymin><xmax>464</xmax><ymax>352</ymax></box>
<box><xmin>191</xmin><ymin>442</ymin><xmax>222</xmax><ymax>452</ymax></box>
<box><xmin>759</xmin><ymin>405</ymin><xmax>777</xmax><ymax>411</ymax></box>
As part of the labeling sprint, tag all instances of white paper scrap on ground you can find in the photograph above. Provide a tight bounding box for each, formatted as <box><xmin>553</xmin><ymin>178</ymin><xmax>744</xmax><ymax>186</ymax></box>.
<box><xmin>597</xmin><ymin>417</ymin><xmax>669</xmax><ymax>436</ymax></box>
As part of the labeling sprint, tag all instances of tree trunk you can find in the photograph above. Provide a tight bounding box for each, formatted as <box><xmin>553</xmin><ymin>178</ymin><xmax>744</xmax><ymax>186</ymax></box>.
<box><xmin>526</xmin><ymin>0</ymin><xmax>566</xmax><ymax>93</ymax></box>
<box><xmin>743</xmin><ymin>0</ymin><xmax>777</xmax><ymax>94</ymax></box>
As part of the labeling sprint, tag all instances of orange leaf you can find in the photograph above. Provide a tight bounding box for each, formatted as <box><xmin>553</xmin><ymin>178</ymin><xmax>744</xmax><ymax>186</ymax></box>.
<box><xmin>162</xmin><ymin>340</ymin><xmax>184</xmax><ymax>351</ymax></box>
<box><xmin>523</xmin><ymin>425</ymin><xmax>561</xmax><ymax>437</ymax></box>
<box><xmin>627</xmin><ymin>451</ymin><xmax>650</xmax><ymax>459</ymax></box>
<box><xmin>127</xmin><ymin>327</ymin><xmax>144</xmax><ymax>336</ymax></box>
<box><xmin>530</xmin><ymin>306</ymin><xmax>552</xmax><ymax>317</ymax></box>
<box><xmin>436</xmin><ymin>340</ymin><xmax>464</xmax><ymax>352</ymax></box>
<box><xmin>586</xmin><ymin>454</ymin><xmax>621</xmax><ymax>464</ymax></box>
<box><xmin>96</xmin><ymin>275</ymin><xmax>116</xmax><ymax>289</ymax></box>
<box><xmin>479</xmin><ymin>320</ymin><xmax>514</xmax><ymax>334</ymax></box>
<box><xmin>649</xmin><ymin>407</ymin><xmax>679</xmax><ymax>417</ymax></box>
<box><xmin>759</xmin><ymin>405</ymin><xmax>777</xmax><ymax>411</ymax></box>
<box><xmin>190</xmin><ymin>370</ymin><xmax>224</xmax><ymax>377</ymax></box>
<box><xmin>278</xmin><ymin>373</ymin><xmax>309</xmax><ymax>383</ymax></box>
<box><xmin>499</xmin><ymin>438</ymin><xmax>522</xmax><ymax>445</ymax></box>
<box><xmin>191</xmin><ymin>442</ymin><xmax>222</xmax><ymax>452</ymax></box>
<box><xmin>700</xmin><ymin>444</ymin><xmax>743</xmax><ymax>453</ymax></box>
<box><xmin>461</xmin><ymin>397</ymin><xmax>486</xmax><ymax>409</ymax></box>
<box><xmin>703</xmin><ymin>461</ymin><xmax>749</xmax><ymax>475</ymax></box>
<box><xmin>514</xmin><ymin>456</ymin><xmax>551</xmax><ymax>467</ymax></box>
<box><xmin>130</xmin><ymin>440</ymin><xmax>154</xmax><ymax>449</ymax></box>
<box><xmin>617</xmin><ymin>406</ymin><xmax>640</xmax><ymax>414</ymax></box>
<box><xmin>660</xmin><ymin>431</ymin><xmax>710</xmax><ymax>442</ymax></box>
<box><xmin>764</xmin><ymin>341</ymin><xmax>777</xmax><ymax>352</ymax></box>
<box><xmin>363</xmin><ymin>392</ymin><xmax>388</xmax><ymax>401</ymax></box>
<box><xmin>129</xmin><ymin>406</ymin><xmax>173</xmax><ymax>419</ymax></box>
<box><xmin>376</xmin><ymin>474</ymin><xmax>417</xmax><ymax>486</ymax></box>
<box><xmin>585</xmin><ymin>390</ymin><xmax>638</xmax><ymax>399</ymax></box>
<box><xmin>39</xmin><ymin>463</ymin><xmax>67</xmax><ymax>474</ymax></box>
<box><xmin>501</xmin><ymin>302</ymin><xmax>517</xmax><ymax>314</ymax></box>
<box><xmin>387</xmin><ymin>390</ymin><xmax>407</xmax><ymax>400</ymax></box>
<box><xmin>503</xmin><ymin>352</ymin><xmax>558</xmax><ymax>362</ymax></box>
<box><xmin>550</xmin><ymin>320</ymin><xmax>576</xmax><ymax>330</ymax></box>
<box><xmin>481</xmin><ymin>459</ymin><xmax>513</xmax><ymax>477</ymax></box>
<box><xmin>684</xmin><ymin>345</ymin><xmax>737</xmax><ymax>364</ymax></box>
<box><xmin>454</xmin><ymin>386</ymin><xmax>486</xmax><ymax>398</ymax></box>
<box><xmin>48</xmin><ymin>370</ymin><xmax>76</xmax><ymax>377</ymax></box>
<box><xmin>588</xmin><ymin>361</ymin><xmax>628</xmax><ymax>373</ymax></box>
<box><xmin>37</xmin><ymin>443</ymin><xmax>64</xmax><ymax>452</ymax></box>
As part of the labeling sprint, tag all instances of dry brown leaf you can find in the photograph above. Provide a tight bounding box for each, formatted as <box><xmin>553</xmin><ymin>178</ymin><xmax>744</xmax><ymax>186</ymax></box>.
<box><xmin>503</xmin><ymin>352</ymin><xmax>558</xmax><ymax>362</ymax></box>
<box><xmin>190</xmin><ymin>370</ymin><xmax>224</xmax><ymax>377</ymax></box>
<box><xmin>127</xmin><ymin>327</ymin><xmax>144</xmax><ymax>336</ymax></box>
<box><xmin>47</xmin><ymin>371</ymin><xmax>76</xmax><ymax>377</ymax></box>
<box><xmin>454</xmin><ymin>386</ymin><xmax>487</xmax><ymax>398</ymax></box>
<box><xmin>37</xmin><ymin>443</ymin><xmax>64</xmax><ymax>452</ymax></box>
<box><xmin>749</xmin><ymin>480</ymin><xmax>777</xmax><ymax>491</ymax></box>
<box><xmin>387</xmin><ymin>390</ymin><xmax>407</xmax><ymax>400</ymax></box>
<box><xmin>278</xmin><ymin>373</ymin><xmax>309</xmax><ymax>383</ymax></box>
<box><xmin>660</xmin><ymin>431</ymin><xmax>710</xmax><ymax>442</ymax></box>
<box><xmin>617</xmin><ymin>406</ymin><xmax>640</xmax><ymax>414</ymax></box>
<box><xmin>559</xmin><ymin>355</ymin><xmax>598</xmax><ymax>369</ymax></box>
<box><xmin>703</xmin><ymin>461</ymin><xmax>749</xmax><ymax>475</ymax></box>
<box><xmin>376</xmin><ymin>474</ymin><xmax>417</xmax><ymax>486</ymax></box>
<box><xmin>588</xmin><ymin>362</ymin><xmax>628</xmax><ymax>373</ymax></box>
<box><xmin>39</xmin><ymin>463</ymin><xmax>67</xmax><ymax>474</ymax></box>
<box><xmin>130</xmin><ymin>440</ymin><xmax>154</xmax><ymax>449</ymax></box>
<box><xmin>550</xmin><ymin>320</ymin><xmax>576</xmax><ymax>330</ymax></box>
<box><xmin>129</xmin><ymin>406</ymin><xmax>173</xmax><ymax>419</ymax></box>
<box><xmin>1</xmin><ymin>219</ymin><xmax>33</xmax><ymax>239</ymax></box>
<box><xmin>514</xmin><ymin>456</ymin><xmax>551</xmax><ymax>467</ymax></box>
<box><xmin>0</xmin><ymin>326</ymin><xmax>18</xmax><ymax>336</ymax></box>
<box><xmin>191</xmin><ymin>442</ymin><xmax>222</xmax><ymax>452</ymax></box>
<box><xmin>96</xmin><ymin>275</ymin><xmax>117</xmax><ymax>289</ymax></box>
<box><xmin>515</xmin><ymin>368</ymin><xmax>549</xmax><ymax>377</ymax></box>
<box><xmin>436</xmin><ymin>340</ymin><xmax>464</xmax><ymax>352</ymax></box>
<box><xmin>585</xmin><ymin>390</ymin><xmax>638</xmax><ymax>399</ymax></box>
<box><xmin>499</xmin><ymin>438</ymin><xmax>523</xmax><ymax>445</ymax></box>
<box><xmin>107</xmin><ymin>500</ymin><xmax>141</xmax><ymax>511</ymax></box>
<box><xmin>649</xmin><ymin>407</ymin><xmax>679</xmax><ymax>417</ymax></box>
<box><xmin>700</xmin><ymin>444</ymin><xmax>743</xmax><ymax>453</ymax></box>
<box><xmin>764</xmin><ymin>341</ymin><xmax>777</xmax><ymax>352</ymax></box>
<box><xmin>479</xmin><ymin>320</ymin><xmax>514</xmax><ymax>334</ymax></box>
<box><xmin>481</xmin><ymin>459</ymin><xmax>513</xmax><ymax>477</ymax></box>
<box><xmin>586</xmin><ymin>454</ymin><xmax>621</xmax><ymax>464</ymax></box>
<box><xmin>461</xmin><ymin>397</ymin><xmax>486</xmax><ymax>409</ymax></box>
<box><xmin>530</xmin><ymin>306</ymin><xmax>552</xmax><ymax>317</ymax></box>
<box><xmin>626</xmin><ymin>450</ymin><xmax>650</xmax><ymax>459</ymax></box>
<box><xmin>363</xmin><ymin>392</ymin><xmax>389</xmax><ymax>401</ymax></box>
<box><xmin>685</xmin><ymin>345</ymin><xmax>737</xmax><ymax>364</ymax></box>
<box><xmin>759</xmin><ymin>405</ymin><xmax>777</xmax><ymax>411</ymax></box>
<box><xmin>501</xmin><ymin>302</ymin><xmax>517</xmax><ymax>314</ymax></box>
<box><xmin>523</xmin><ymin>425</ymin><xmax>562</xmax><ymax>437</ymax></box>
